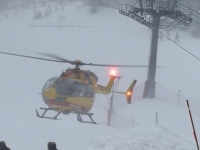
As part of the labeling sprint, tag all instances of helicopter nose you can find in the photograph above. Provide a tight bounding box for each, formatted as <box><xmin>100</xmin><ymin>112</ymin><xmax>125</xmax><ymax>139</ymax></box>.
<box><xmin>43</xmin><ymin>88</ymin><xmax>58</xmax><ymax>99</ymax></box>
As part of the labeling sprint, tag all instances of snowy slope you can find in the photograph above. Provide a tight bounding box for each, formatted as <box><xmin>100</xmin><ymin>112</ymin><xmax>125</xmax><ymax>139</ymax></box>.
<box><xmin>85</xmin><ymin>125</ymin><xmax>196</xmax><ymax>150</ymax></box>
<box><xmin>0</xmin><ymin>1</ymin><xmax>200</xmax><ymax>150</ymax></box>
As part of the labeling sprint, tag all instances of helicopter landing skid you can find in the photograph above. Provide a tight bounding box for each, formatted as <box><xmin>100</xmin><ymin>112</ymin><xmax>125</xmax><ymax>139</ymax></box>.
<box><xmin>36</xmin><ymin>108</ymin><xmax>61</xmax><ymax>120</ymax></box>
<box><xmin>77</xmin><ymin>113</ymin><xmax>97</xmax><ymax>124</ymax></box>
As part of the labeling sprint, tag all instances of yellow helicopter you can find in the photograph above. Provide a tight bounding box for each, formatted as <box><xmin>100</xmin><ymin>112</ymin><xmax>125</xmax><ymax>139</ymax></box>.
<box><xmin>0</xmin><ymin>51</ymin><xmax>147</xmax><ymax>124</ymax></box>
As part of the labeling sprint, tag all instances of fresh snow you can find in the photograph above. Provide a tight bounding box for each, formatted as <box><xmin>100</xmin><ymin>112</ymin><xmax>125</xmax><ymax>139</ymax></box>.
<box><xmin>0</xmin><ymin>1</ymin><xmax>200</xmax><ymax>150</ymax></box>
<box><xmin>85</xmin><ymin>125</ymin><xmax>196</xmax><ymax>150</ymax></box>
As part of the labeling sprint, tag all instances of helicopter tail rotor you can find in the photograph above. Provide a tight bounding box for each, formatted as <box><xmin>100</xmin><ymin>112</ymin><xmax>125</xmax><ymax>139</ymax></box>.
<box><xmin>110</xmin><ymin>79</ymin><xmax>137</xmax><ymax>104</ymax></box>
<box><xmin>125</xmin><ymin>80</ymin><xmax>137</xmax><ymax>104</ymax></box>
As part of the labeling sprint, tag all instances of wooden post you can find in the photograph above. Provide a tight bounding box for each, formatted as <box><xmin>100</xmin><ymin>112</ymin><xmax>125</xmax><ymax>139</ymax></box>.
<box><xmin>156</xmin><ymin>112</ymin><xmax>158</xmax><ymax>125</ymax></box>
<box><xmin>199</xmin><ymin>102</ymin><xmax>200</xmax><ymax>116</ymax></box>
<box><xmin>178</xmin><ymin>90</ymin><xmax>181</xmax><ymax>106</ymax></box>
<box><xmin>186</xmin><ymin>100</ymin><xmax>199</xmax><ymax>150</ymax></box>
<box><xmin>107</xmin><ymin>76</ymin><xmax>120</xmax><ymax>126</ymax></box>
<box><xmin>107</xmin><ymin>83</ymin><xmax>114</xmax><ymax>126</ymax></box>
<box><xmin>132</xmin><ymin>116</ymin><xmax>134</xmax><ymax>127</ymax></box>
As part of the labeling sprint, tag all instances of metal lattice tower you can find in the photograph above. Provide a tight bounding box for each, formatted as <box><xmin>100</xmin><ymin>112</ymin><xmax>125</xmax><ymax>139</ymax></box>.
<box><xmin>119</xmin><ymin>0</ymin><xmax>192</xmax><ymax>99</ymax></box>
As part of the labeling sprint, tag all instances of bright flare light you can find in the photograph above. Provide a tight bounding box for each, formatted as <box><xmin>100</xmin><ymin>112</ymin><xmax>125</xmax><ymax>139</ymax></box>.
<box><xmin>110</xmin><ymin>70</ymin><xmax>116</xmax><ymax>76</ymax></box>
<box><xmin>127</xmin><ymin>91</ymin><xmax>131</xmax><ymax>96</ymax></box>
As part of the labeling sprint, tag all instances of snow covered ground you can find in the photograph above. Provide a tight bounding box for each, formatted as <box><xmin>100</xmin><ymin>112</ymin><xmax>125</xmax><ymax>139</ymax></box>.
<box><xmin>85</xmin><ymin>125</ymin><xmax>196</xmax><ymax>150</ymax></box>
<box><xmin>0</xmin><ymin>1</ymin><xmax>200</xmax><ymax>150</ymax></box>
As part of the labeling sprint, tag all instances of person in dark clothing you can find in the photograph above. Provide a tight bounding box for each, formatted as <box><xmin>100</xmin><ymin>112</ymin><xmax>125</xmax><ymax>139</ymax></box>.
<box><xmin>175</xmin><ymin>32</ymin><xmax>179</xmax><ymax>43</ymax></box>
<box><xmin>0</xmin><ymin>141</ymin><xmax>10</xmax><ymax>150</ymax></box>
<box><xmin>47</xmin><ymin>142</ymin><xmax>57</xmax><ymax>150</ymax></box>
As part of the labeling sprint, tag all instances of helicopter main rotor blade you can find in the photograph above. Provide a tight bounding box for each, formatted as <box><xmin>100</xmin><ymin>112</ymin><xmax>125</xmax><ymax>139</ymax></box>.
<box><xmin>29</xmin><ymin>25</ymin><xmax>100</xmax><ymax>29</ymax></box>
<box><xmin>0</xmin><ymin>51</ymin><xmax>152</xmax><ymax>68</ymax></box>
<box><xmin>82</xmin><ymin>63</ymin><xmax>149</xmax><ymax>68</ymax></box>
<box><xmin>36</xmin><ymin>52</ymin><xmax>150</xmax><ymax>68</ymax></box>
<box><xmin>36</xmin><ymin>52</ymin><xmax>75</xmax><ymax>64</ymax></box>
<box><xmin>36</xmin><ymin>52</ymin><xmax>149</xmax><ymax>68</ymax></box>
<box><xmin>0</xmin><ymin>51</ymin><xmax>65</xmax><ymax>63</ymax></box>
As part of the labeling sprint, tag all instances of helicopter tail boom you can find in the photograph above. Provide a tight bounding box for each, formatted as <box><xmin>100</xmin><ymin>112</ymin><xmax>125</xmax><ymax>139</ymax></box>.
<box><xmin>105</xmin><ymin>75</ymin><xmax>116</xmax><ymax>91</ymax></box>
<box><xmin>94</xmin><ymin>75</ymin><xmax>116</xmax><ymax>94</ymax></box>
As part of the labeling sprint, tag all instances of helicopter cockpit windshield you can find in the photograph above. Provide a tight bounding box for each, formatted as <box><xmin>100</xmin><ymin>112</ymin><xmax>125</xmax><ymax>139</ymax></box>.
<box><xmin>43</xmin><ymin>77</ymin><xmax>59</xmax><ymax>92</ymax></box>
<box><xmin>54</xmin><ymin>78</ymin><xmax>94</xmax><ymax>98</ymax></box>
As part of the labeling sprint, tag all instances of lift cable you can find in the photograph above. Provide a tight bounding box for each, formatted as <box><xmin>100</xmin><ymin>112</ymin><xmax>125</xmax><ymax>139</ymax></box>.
<box><xmin>192</xmin><ymin>19</ymin><xmax>200</xmax><ymax>26</ymax></box>
<box><xmin>89</xmin><ymin>0</ymin><xmax>200</xmax><ymax>61</ymax></box>
<box><xmin>89</xmin><ymin>0</ymin><xmax>118</xmax><ymax>10</ymax></box>
<box><xmin>177</xmin><ymin>1</ymin><xmax>200</xmax><ymax>19</ymax></box>
<box><xmin>146</xmin><ymin>22</ymin><xmax>200</xmax><ymax>61</ymax></box>
<box><xmin>176</xmin><ymin>2</ymin><xmax>200</xmax><ymax>26</ymax></box>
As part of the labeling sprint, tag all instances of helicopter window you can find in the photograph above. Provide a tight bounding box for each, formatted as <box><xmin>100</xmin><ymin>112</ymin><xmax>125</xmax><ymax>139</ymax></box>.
<box><xmin>70</xmin><ymin>82</ymin><xmax>81</xmax><ymax>96</ymax></box>
<box><xmin>44</xmin><ymin>81</ymin><xmax>51</xmax><ymax>90</ymax></box>
<box><xmin>85</xmin><ymin>86</ymin><xmax>93</xmax><ymax>97</ymax></box>
<box><xmin>43</xmin><ymin>77</ymin><xmax>59</xmax><ymax>91</ymax></box>
<box><xmin>54</xmin><ymin>79</ymin><xmax>74</xmax><ymax>96</ymax></box>
<box><xmin>71</xmin><ymin>82</ymin><xmax>93</xmax><ymax>98</ymax></box>
<box><xmin>78</xmin><ymin>85</ymin><xmax>85</xmax><ymax>96</ymax></box>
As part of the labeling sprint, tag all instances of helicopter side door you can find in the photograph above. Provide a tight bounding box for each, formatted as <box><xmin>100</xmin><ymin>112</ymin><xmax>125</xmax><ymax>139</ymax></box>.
<box><xmin>71</xmin><ymin>81</ymin><xmax>94</xmax><ymax>98</ymax></box>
